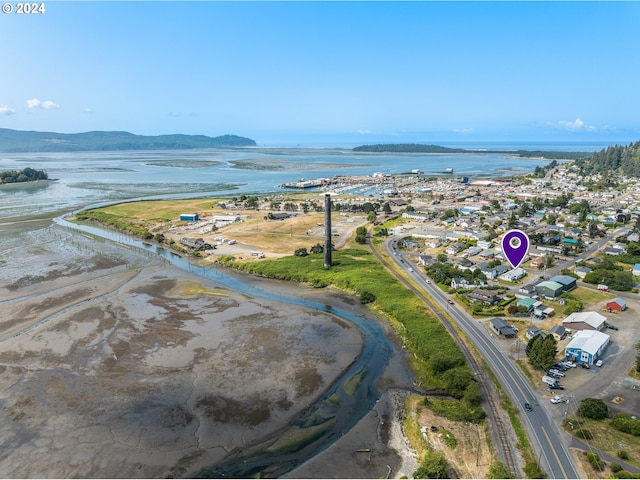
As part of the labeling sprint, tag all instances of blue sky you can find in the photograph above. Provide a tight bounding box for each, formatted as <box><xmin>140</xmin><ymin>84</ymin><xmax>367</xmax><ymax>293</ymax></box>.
<box><xmin>1</xmin><ymin>1</ymin><xmax>640</xmax><ymax>147</ymax></box>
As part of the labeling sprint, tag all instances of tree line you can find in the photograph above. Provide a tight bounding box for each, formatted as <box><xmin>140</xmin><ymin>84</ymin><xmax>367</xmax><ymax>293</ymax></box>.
<box><xmin>576</xmin><ymin>140</ymin><xmax>640</xmax><ymax>177</ymax></box>
<box><xmin>0</xmin><ymin>167</ymin><xmax>48</xmax><ymax>184</ymax></box>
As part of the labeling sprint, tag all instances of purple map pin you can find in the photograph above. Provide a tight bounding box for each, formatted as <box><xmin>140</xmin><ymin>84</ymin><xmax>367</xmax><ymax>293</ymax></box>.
<box><xmin>501</xmin><ymin>229</ymin><xmax>530</xmax><ymax>269</ymax></box>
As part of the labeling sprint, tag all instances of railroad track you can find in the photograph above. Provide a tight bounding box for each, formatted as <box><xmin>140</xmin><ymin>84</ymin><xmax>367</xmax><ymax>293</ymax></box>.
<box><xmin>367</xmin><ymin>237</ymin><xmax>519</xmax><ymax>475</ymax></box>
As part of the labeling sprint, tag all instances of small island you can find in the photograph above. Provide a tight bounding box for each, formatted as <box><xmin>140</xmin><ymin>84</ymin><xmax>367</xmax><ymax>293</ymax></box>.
<box><xmin>0</xmin><ymin>167</ymin><xmax>49</xmax><ymax>185</ymax></box>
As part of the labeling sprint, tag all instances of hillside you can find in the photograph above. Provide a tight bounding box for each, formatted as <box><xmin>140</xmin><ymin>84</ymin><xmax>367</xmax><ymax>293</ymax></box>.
<box><xmin>353</xmin><ymin>144</ymin><xmax>468</xmax><ymax>153</ymax></box>
<box><xmin>575</xmin><ymin>140</ymin><xmax>640</xmax><ymax>176</ymax></box>
<box><xmin>352</xmin><ymin>143</ymin><xmax>589</xmax><ymax>160</ymax></box>
<box><xmin>0</xmin><ymin>129</ymin><xmax>256</xmax><ymax>152</ymax></box>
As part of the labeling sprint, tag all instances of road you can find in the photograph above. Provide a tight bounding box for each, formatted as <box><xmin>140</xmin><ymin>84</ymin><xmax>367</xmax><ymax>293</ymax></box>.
<box><xmin>383</xmin><ymin>237</ymin><xmax>580</xmax><ymax>479</ymax></box>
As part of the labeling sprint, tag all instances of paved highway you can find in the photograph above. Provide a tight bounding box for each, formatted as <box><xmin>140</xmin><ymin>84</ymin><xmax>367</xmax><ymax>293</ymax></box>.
<box><xmin>385</xmin><ymin>238</ymin><xmax>580</xmax><ymax>479</ymax></box>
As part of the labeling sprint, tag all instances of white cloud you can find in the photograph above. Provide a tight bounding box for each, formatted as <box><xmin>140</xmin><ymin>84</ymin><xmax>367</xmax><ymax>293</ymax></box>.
<box><xmin>452</xmin><ymin>128</ymin><xmax>474</xmax><ymax>134</ymax></box>
<box><xmin>42</xmin><ymin>100</ymin><xmax>60</xmax><ymax>110</ymax></box>
<box><xmin>356</xmin><ymin>129</ymin><xmax>372</xmax><ymax>135</ymax></box>
<box><xmin>83</xmin><ymin>107</ymin><xmax>94</xmax><ymax>114</ymax></box>
<box><xmin>27</xmin><ymin>98</ymin><xmax>60</xmax><ymax>110</ymax></box>
<box><xmin>557</xmin><ymin>117</ymin><xmax>597</xmax><ymax>132</ymax></box>
<box><xmin>0</xmin><ymin>105</ymin><xmax>16</xmax><ymax>116</ymax></box>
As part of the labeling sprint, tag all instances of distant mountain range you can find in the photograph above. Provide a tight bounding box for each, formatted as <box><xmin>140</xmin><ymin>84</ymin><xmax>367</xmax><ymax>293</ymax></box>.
<box><xmin>0</xmin><ymin>128</ymin><xmax>256</xmax><ymax>152</ymax></box>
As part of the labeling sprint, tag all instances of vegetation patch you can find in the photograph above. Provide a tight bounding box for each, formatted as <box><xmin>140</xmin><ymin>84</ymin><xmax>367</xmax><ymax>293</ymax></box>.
<box><xmin>232</xmin><ymin>248</ymin><xmax>471</xmax><ymax>391</ymax></box>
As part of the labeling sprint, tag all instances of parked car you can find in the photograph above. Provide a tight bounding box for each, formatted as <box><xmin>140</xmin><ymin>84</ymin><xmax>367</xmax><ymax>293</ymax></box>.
<box><xmin>563</xmin><ymin>361</ymin><xmax>576</xmax><ymax>368</ymax></box>
<box><xmin>550</xmin><ymin>396</ymin><xmax>563</xmax><ymax>404</ymax></box>
<box><xmin>606</xmin><ymin>324</ymin><xmax>619</xmax><ymax>331</ymax></box>
<box><xmin>596</xmin><ymin>360</ymin><xmax>603</xmax><ymax>367</ymax></box>
<box><xmin>549</xmin><ymin>384</ymin><xmax>565</xmax><ymax>390</ymax></box>
<box><xmin>580</xmin><ymin>363</ymin><xmax>590</xmax><ymax>369</ymax></box>
<box><xmin>549</xmin><ymin>369</ymin><xmax>565</xmax><ymax>377</ymax></box>
<box><xmin>524</xmin><ymin>402</ymin><xmax>533</xmax><ymax>411</ymax></box>
<box><xmin>554</xmin><ymin>363</ymin><xmax>568</xmax><ymax>371</ymax></box>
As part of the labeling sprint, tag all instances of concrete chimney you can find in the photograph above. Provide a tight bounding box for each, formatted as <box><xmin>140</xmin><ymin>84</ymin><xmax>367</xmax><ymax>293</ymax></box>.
<box><xmin>324</xmin><ymin>193</ymin><xmax>332</xmax><ymax>268</ymax></box>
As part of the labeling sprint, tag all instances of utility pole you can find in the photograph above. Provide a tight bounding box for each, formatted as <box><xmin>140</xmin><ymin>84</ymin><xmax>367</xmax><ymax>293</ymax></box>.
<box><xmin>324</xmin><ymin>193</ymin><xmax>332</xmax><ymax>269</ymax></box>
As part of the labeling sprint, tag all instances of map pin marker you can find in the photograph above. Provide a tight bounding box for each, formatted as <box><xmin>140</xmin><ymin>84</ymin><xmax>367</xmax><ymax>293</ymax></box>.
<box><xmin>501</xmin><ymin>229</ymin><xmax>530</xmax><ymax>269</ymax></box>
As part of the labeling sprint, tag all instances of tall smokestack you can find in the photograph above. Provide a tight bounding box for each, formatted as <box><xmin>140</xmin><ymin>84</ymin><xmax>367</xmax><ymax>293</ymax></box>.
<box><xmin>324</xmin><ymin>193</ymin><xmax>332</xmax><ymax>268</ymax></box>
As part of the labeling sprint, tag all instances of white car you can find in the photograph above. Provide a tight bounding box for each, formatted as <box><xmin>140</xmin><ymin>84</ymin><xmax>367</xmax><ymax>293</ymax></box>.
<box><xmin>596</xmin><ymin>360</ymin><xmax>603</xmax><ymax>367</ymax></box>
<box><xmin>550</xmin><ymin>396</ymin><xmax>563</xmax><ymax>404</ymax></box>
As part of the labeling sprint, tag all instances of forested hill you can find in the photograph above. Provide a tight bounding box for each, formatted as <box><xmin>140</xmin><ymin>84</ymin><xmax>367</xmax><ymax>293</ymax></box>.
<box><xmin>352</xmin><ymin>143</ymin><xmax>589</xmax><ymax>160</ymax></box>
<box><xmin>0</xmin><ymin>129</ymin><xmax>257</xmax><ymax>152</ymax></box>
<box><xmin>353</xmin><ymin>144</ymin><xmax>468</xmax><ymax>153</ymax></box>
<box><xmin>575</xmin><ymin>141</ymin><xmax>640</xmax><ymax>176</ymax></box>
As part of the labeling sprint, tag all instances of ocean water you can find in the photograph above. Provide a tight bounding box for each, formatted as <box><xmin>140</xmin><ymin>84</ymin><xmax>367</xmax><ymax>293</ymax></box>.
<box><xmin>0</xmin><ymin>148</ymin><xmax>560</xmax><ymax>221</ymax></box>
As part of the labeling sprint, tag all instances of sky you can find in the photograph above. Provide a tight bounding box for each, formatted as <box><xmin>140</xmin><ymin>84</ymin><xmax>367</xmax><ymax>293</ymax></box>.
<box><xmin>1</xmin><ymin>1</ymin><xmax>640</xmax><ymax>147</ymax></box>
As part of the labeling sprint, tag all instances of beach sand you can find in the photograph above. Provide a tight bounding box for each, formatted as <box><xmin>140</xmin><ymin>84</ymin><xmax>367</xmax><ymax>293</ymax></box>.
<box><xmin>0</xmin><ymin>227</ymin><xmax>416</xmax><ymax>478</ymax></box>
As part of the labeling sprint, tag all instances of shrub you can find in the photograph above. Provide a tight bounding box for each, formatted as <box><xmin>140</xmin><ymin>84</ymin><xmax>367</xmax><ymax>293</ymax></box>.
<box><xmin>611</xmin><ymin>413</ymin><xmax>640</xmax><ymax>436</ymax></box>
<box><xmin>413</xmin><ymin>451</ymin><xmax>450</xmax><ymax>479</ymax></box>
<box><xmin>611</xmin><ymin>463</ymin><xmax>623</xmax><ymax>473</ymax></box>
<box><xmin>487</xmin><ymin>461</ymin><xmax>515</xmax><ymax>479</ymax></box>
<box><xmin>359</xmin><ymin>291</ymin><xmax>376</xmax><ymax>304</ymax></box>
<box><xmin>523</xmin><ymin>461</ymin><xmax>548</xmax><ymax>479</ymax></box>
<box><xmin>577</xmin><ymin>398</ymin><xmax>608</xmax><ymax>420</ymax></box>
<box><xmin>294</xmin><ymin>247</ymin><xmax>309</xmax><ymax>257</ymax></box>
<box><xmin>586</xmin><ymin>451</ymin><xmax>605</xmax><ymax>471</ymax></box>
<box><xmin>575</xmin><ymin>429</ymin><xmax>594</xmax><ymax>440</ymax></box>
<box><xmin>618</xmin><ymin>450</ymin><xmax>630</xmax><ymax>460</ymax></box>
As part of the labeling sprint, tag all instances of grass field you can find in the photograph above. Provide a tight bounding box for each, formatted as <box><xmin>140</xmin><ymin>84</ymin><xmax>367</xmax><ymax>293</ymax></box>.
<box><xmin>563</xmin><ymin>417</ymin><xmax>640</xmax><ymax>470</ymax></box>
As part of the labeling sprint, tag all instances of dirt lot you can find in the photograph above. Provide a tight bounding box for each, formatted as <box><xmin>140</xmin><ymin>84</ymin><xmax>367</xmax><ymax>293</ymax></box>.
<box><xmin>163</xmin><ymin>210</ymin><xmax>368</xmax><ymax>259</ymax></box>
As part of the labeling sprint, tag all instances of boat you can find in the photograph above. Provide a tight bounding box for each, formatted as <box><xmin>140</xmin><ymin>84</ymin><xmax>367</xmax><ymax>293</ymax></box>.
<box><xmin>443</xmin><ymin>168</ymin><xmax>453</xmax><ymax>174</ymax></box>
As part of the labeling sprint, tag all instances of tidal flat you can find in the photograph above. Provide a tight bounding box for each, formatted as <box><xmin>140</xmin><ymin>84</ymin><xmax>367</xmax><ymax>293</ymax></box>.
<box><xmin>0</xmin><ymin>227</ymin><xmax>365</xmax><ymax>478</ymax></box>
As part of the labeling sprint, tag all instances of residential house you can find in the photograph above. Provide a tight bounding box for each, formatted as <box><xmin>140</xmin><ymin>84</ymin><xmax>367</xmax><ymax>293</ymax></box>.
<box><xmin>451</xmin><ymin>277</ymin><xmax>472</xmax><ymax>289</ymax></box>
<box><xmin>477</xmin><ymin>240</ymin><xmax>493</xmax><ymax>249</ymax></box>
<box><xmin>467</xmin><ymin>289</ymin><xmax>500</xmax><ymax>305</ymax></box>
<box><xmin>456</xmin><ymin>259</ymin><xmax>476</xmax><ymax>271</ymax></box>
<box><xmin>499</xmin><ymin>267</ymin><xmax>526</xmax><ymax>282</ymax></box>
<box><xmin>517</xmin><ymin>297</ymin><xmax>537</xmax><ymax>312</ymax></box>
<box><xmin>525</xmin><ymin>326</ymin><xmax>546</xmax><ymax>340</ymax></box>
<box><xmin>518</xmin><ymin>284</ymin><xmax>537</xmax><ymax>296</ymax></box>
<box><xmin>493</xmin><ymin>265</ymin><xmax>510</xmax><ymax>277</ymax></box>
<box><xmin>446</xmin><ymin>242</ymin><xmax>466</xmax><ymax>255</ymax></box>
<box><xmin>417</xmin><ymin>254</ymin><xmax>435</xmax><ymax>267</ymax></box>
<box><xmin>550</xmin><ymin>325</ymin><xmax>567</xmax><ymax>341</ymax></box>
<box><xmin>574</xmin><ymin>265</ymin><xmax>592</xmax><ymax>278</ymax></box>
<box><xmin>632</xmin><ymin>263</ymin><xmax>640</xmax><ymax>276</ymax></box>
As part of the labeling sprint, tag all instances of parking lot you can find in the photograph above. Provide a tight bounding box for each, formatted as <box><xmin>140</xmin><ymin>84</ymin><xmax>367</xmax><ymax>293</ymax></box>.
<box><xmin>487</xmin><ymin>297</ymin><xmax>640</xmax><ymax>418</ymax></box>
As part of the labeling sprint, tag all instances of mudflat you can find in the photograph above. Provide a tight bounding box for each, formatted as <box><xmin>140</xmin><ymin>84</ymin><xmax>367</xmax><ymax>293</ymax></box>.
<box><xmin>0</xmin><ymin>227</ymin><xmax>371</xmax><ymax>478</ymax></box>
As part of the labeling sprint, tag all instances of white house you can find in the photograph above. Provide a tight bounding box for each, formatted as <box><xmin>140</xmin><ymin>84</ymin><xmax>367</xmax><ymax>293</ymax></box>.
<box><xmin>499</xmin><ymin>267</ymin><xmax>526</xmax><ymax>282</ymax></box>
